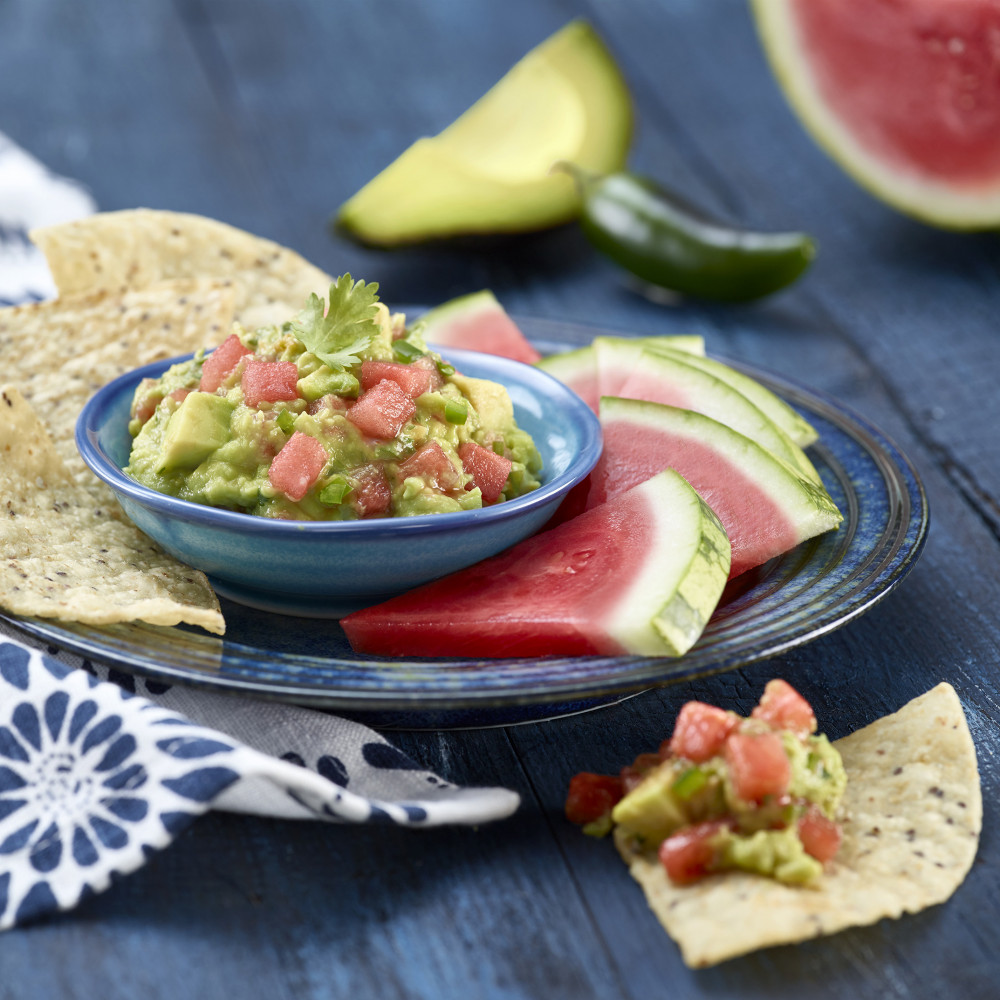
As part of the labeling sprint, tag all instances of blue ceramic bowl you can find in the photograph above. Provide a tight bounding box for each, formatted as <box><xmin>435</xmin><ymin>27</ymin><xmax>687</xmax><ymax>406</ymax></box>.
<box><xmin>76</xmin><ymin>347</ymin><xmax>602</xmax><ymax>617</ymax></box>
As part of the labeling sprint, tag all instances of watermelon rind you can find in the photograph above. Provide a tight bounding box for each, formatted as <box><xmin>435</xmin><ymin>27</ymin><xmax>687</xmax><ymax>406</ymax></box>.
<box><xmin>612</xmin><ymin>469</ymin><xmax>731</xmax><ymax>656</ymax></box>
<box><xmin>751</xmin><ymin>0</ymin><xmax>1000</xmax><ymax>229</ymax></box>
<box><xmin>620</xmin><ymin>348</ymin><xmax>822</xmax><ymax>485</ymax></box>
<box><xmin>651</xmin><ymin>344</ymin><xmax>818</xmax><ymax>448</ymax></box>
<box><xmin>598</xmin><ymin>397</ymin><xmax>842</xmax><ymax>575</ymax></box>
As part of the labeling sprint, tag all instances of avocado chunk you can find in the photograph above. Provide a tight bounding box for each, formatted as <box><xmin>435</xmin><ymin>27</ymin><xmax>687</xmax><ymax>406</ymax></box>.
<box><xmin>611</xmin><ymin>760</ymin><xmax>687</xmax><ymax>844</ymax></box>
<box><xmin>158</xmin><ymin>392</ymin><xmax>234</xmax><ymax>472</ymax></box>
<box><xmin>449</xmin><ymin>372</ymin><xmax>514</xmax><ymax>429</ymax></box>
<box><xmin>334</xmin><ymin>20</ymin><xmax>633</xmax><ymax>246</ymax></box>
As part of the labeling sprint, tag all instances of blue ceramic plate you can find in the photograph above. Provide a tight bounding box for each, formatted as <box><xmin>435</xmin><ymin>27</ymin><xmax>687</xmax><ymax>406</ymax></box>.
<box><xmin>3</xmin><ymin>318</ymin><xmax>928</xmax><ymax>729</ymax></box>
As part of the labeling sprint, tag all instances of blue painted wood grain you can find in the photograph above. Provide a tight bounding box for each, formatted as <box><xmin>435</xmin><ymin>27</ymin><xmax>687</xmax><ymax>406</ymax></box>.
<box><xmin>0</xmin><ymin>0</ymin><xmax>998</xmax><ymax>997</ymax></box>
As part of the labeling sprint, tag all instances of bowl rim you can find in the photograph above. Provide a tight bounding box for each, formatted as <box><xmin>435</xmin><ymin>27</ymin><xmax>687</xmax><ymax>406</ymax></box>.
<box><xmin>75</xmin><ymin>345</ymin><xmax>603</xmax><ymax>538</ymax></box>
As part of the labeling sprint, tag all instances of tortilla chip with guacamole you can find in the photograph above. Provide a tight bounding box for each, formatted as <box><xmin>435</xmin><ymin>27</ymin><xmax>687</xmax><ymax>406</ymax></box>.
<box><xmin>567</xmin><ymin>682</ymin><xmax>980</xmax><ymax>967</ymax></box>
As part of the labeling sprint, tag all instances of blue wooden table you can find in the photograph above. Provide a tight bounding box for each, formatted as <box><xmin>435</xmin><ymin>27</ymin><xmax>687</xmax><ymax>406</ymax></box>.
<box><xmin>2</xmin><ymin>1</ymin><xmax>998</xmax><ymax>997</ymax></box>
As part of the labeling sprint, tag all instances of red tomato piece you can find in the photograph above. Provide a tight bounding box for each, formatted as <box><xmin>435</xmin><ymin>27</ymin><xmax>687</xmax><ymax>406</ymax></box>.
<box><xmin>200</xmin><ymin>333</ymin><xmax>252</xmax><ymax>392</ymax></box>
<box><xmin>751</xmin><ymin>679</ymin><xmax>817</xmax><ymax>737</ymax></box>
<box><xmin>268</xmin><ymin>431</ymin><xmax>328</xmax><ymax>502</ymax></box>
<box><xmin>667</xmin><ymin>702</ymin><xmax>739</xmax><ymax>763</ymax></box>
<box><xmin>168</xmin><ymin>388</ymin><xmax>191</xmax><ymax>404</ymax></box>
<box><xmin>360</xmin><ymin>360</ymin><xmax>436</xmax><ymax>399</ymax></box>
<box><xmin>347</xmin><ymin>379</ymin><xmax>416</xmax><ymax>440</ymax></box>
<box><xmin>798</xmin><ymin>806</ymin><xmax>842</xmax><ymax>862</ymax></box>
<box><xmin>658</xmin><ymin>820</ymin><xmax>728</xmax><ymax>885</ymax></box>
<box><xmin>564</xmin><ymin>772</ymin><xmax>624</xmax><ymax>826</ymax></box>
<box><xmin>242</xmin><ymin>359</ymin><xmax>300</xmax><ymax>407</ymax></box>
<box><xmin>349</xmin><ymin>463</ymin><xmax>393</xmax><ymax>516</ymax></box>
<box><xmin>724</xmin><ymin>731</ymin><xmax>791</xmax><ymax>804</ymax></box>
<box><xmin>397</xmin><ymin>440</ymin><xmax>460</xmax><ymax>490</ymax></box>
<box><xmin>458</xmin><ymin>441</ymin><xmax>512</xmax><ymax>504</ymax></box>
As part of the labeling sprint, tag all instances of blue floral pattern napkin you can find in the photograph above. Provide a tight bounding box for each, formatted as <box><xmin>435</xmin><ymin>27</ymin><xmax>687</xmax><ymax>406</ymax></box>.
<box><xmin>0</xmin><ymin>134</ymin><xmax>520</xmax><ymax>930</ymax></box>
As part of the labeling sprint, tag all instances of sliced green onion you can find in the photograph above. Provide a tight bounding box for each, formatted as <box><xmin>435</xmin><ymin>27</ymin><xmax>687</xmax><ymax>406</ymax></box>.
<box><xmin>276</xmin><ymin>410</ymin><xmax>296</xmax><ymax>434</ymax></box>
<box><xmin>671</xmin><ymin>767</ymin><xmax>708</xmax><ymax>801</ymax></box>
<box><xmin>436</xmin><ymin>360</ymin><xmax>456</xmax><ymax>377</ymax></box>
<box><xmin>393</xmin><ymin>340</ymin><xmax>425</xmax><ymax>362</ymax></box>
<box><xmin>491</xmin><ymin>439</ymin><xmax>506</xmax><ymax>456</ymax></box>
<box><xmin>444</xmin><ymin>399</ymin><xmax>468</xmax><ymax>424</ymax></box>
<box><xmin>318</xmin><ymin>476</ymin><xmax>352</xmax><ymax>506</ymax></box>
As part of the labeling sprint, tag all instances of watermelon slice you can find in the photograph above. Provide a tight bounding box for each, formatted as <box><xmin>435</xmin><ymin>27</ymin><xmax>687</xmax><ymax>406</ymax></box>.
<box><xmin>535</xmin><ymin>334</ymin><xmax>705</xmax><ymax>412</ymax></box>
<box><xmin>650</xmin><ymin>345</ymin><xmax>818</xmax><ymax>448</ymax></box>
<box><xmin>615</xmin><ymin>348</ymin><xmax>822</xmax><ymax>484</ymax></box>
<box><xmin>567</xmin><ymin>397</ymin><xmax>841</xmax><ymax>579</ymax></box>
<box><xmin>419</xmin><ymin>290</ymin><xmax>542</xmax><ymax>364</ymax></box>
<box><xmin>341</xmin><ymin>469</ymin><xmax>731</xmax><ymax>658</ymax></box>
<box><xmin>752</xmin><ymin>0</ymin><xmax>1000</xmax><ymax>228</ymax></box>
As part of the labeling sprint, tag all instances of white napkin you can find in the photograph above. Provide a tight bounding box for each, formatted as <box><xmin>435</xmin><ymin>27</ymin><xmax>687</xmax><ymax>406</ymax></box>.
<box><xmin>0</xmin><ymin>134</ymin><xmax>520</xmax><ymax>931</ymax></box>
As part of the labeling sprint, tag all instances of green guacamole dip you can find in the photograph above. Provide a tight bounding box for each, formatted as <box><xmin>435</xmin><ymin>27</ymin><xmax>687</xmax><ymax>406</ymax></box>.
<box><xmin>125</xmin><ymin>277</ymin><xmax>542</xmax><ymax>520</ymax></box>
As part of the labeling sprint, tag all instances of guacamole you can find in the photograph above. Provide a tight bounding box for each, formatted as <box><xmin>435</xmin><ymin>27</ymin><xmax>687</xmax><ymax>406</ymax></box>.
<box><xmin>125</xmin><ymin>277</ymin><xmax>542</xmax><ymax>520</ymax></box>
<box><xmin>565</xmin><ymin>679</ymin><xmax>847</xmax><ymax>885</ymax></box>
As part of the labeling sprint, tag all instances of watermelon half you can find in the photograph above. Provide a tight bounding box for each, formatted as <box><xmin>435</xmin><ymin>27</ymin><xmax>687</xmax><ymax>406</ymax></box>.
<box><xmin>753</xmin><ymin>0</ymin><xmax>1000</xmax><ymax>228</ymax></box>
<box><xmin>341</xmin><ymin>469</ymin><xmax>732</xmax><ymax>659</ymax></box>
<box><xmin>566</xmin><ymin>397</ymin><xmax>842</xmax><ymax>579</ymax></box>
<box><xmin>418</xmin><ymin>290</ymin><xmax>542</xmax><ymax>364</ymax></box>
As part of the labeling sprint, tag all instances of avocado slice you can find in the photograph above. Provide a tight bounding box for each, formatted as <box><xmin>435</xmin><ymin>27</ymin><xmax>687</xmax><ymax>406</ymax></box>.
<box><xmin>158</xmin><ymin>392</ymin><xmax>234</xmax><ymax>472</ymax></box>
<box><xmin>335</xmin><ymin>20</ymin><xmax>633</xmax><ymax>246</ymax></box>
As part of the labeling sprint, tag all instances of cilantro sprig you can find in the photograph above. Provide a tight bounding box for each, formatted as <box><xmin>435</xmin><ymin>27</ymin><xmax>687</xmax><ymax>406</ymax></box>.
<box><xmin>290</xmin><ymin>275</ymin><xmax>380</xmax><ymax>370</ymax></box>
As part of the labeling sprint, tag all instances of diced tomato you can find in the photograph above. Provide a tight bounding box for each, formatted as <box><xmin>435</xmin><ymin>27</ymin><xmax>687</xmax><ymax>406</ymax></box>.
<box><xmin>397</xmin><ymin>440</ymin><xmax>460</xmax><ymax>490</ymax></box>
<box><xmin>620</xmin><ymin>752</ymin><xmax>662</xmax><ymax>794</ymax></box>
<box><xmin>564</xmin><ymin>772</ymin><xmax>624</xmax><ymax>826</ymax></box>
<box><xmin>347</xmin><ymin>379</ymin><xmax>416</xmax><ymax>440</ymax></box>
<box><xmin>751</xmin><ymin>679</ymin><xmax>817</xmax><ymax>737</ymax></box>
<box><xmin>168</xmin><ymin>388</ymin><xmax>191</xmax><ymax>404</ymax></box>
<box><xmin>200</xmin><ymin>333</ymin><xmax>252</xmax><ymax>392</ymax></box>
<box><xmin>658</xmin><ymin>820</ymin><xmax>728</xmax><ymax>885</ymax></box>
<box><xmin>242</xmin><ymin>359</ymin><xmax>300</xmax><ymax>407</ymax></box>
<box><xmin>667</xmin><ymin>702</ymin><xmax>739</xmax><ymax>763</ymax></box>
<box><xmin>798</xmin><ymin>806</ymin><xmax>842</xmax><ymax>862</ymax></box>
<box><xmin>360</xmin><ymin>360</ymin><xmax>436</xmax><ymax>399</ymax></box>
<box><xmin>724</xmin><ymin>731</ymin><xmax>791</xmax><ymax>804</ymax></box>
<box><xmin>349</xmin><ymin>463</ymin><xmax>392</xmax><ymax>516</ymax></box>
<box><xmin>268</xmin><ymin>431</ymin><xmax>328</xmax><ymax>502</ymax></box>
<box><xmin>458</xmin><ymin>441</ymin><xmax>512</xmax><ymax>504</ymax></box>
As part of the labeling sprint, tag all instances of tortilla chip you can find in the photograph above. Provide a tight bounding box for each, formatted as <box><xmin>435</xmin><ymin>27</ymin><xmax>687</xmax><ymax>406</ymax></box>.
<box><xmin>615</xmin><ymin>683</ymin><xmax>981</xmax><ymax>967</ymax></box>
<box><xmin>0</xmin><ymin>279</ymin><xmax>236</xmax><ymax>481</ymax></box>
<box><xmin>0</xmin><ymin>386</ymin><xmax>225</xmax><ymax>635</ymax></box>
<box><xmin>31</xmin><ymin>208</ymin><xmax>333</xmax><ymax>329</ymax></box>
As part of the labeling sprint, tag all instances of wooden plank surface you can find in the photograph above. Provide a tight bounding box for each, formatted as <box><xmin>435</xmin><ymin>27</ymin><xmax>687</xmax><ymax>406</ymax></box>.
<box><xmin>1</xmin><ymin>1</ymin><xmax>998</xmax><ymax>997</ymax></box>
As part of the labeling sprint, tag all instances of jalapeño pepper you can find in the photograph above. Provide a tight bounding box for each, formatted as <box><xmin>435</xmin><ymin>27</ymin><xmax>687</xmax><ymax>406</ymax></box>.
<box><xmin>560</xmin><ymin>165</ymin><xmax>817</xmax><ymax>303</ymax></box>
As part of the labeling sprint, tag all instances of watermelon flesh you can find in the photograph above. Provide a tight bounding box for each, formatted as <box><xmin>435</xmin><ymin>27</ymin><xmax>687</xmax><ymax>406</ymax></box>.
<box><xmin>341</xmin><ymin>469</ymin><xmax>731</xmax><ymax>659</ymax></box>
<box><xmin>793</xmin><ymin>0</ymin><xmax>1000</xmax><ymax>187</ymax></box>
<box><xmin>535</xmin><ymin>334</ymin><xmax>705</xmax><ymax>413</ymax></box>
<box><xmin>419</xmin><ymin>289</ymin><xmax>542</xmax><ymax>364</ymax></box>
<box><xmin>615</xmin><ymin>348</ymin><xmax>822</xmax><ymax>484</ymax></box>
<box><xmin>566</xmin><ymin>398</ymin><xmax>842</xmax><ymax>579</ymax></box>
